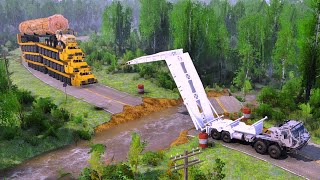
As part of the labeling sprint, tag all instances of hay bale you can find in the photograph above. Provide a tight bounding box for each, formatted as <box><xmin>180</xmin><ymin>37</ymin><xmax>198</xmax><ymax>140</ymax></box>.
<box><xmin>19</xmin><ymin>14</ymin><xmax>69</xmax><ymax>35</ymax></box>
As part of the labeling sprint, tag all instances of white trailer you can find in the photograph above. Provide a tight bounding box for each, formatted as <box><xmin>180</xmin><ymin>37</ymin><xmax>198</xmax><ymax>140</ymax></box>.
<box><xmin>126</xmin><ymin>49</ymin><xmax>310</xmax><ymax>159</ymax></box>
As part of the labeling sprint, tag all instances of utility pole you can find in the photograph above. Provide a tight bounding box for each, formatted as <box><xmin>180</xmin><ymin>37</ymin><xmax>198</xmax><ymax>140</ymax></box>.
<box><xmin>63</xmin><ymin>82</ymin><xmax>68</xmax><ymax>104</ymax></box>
<box><xmin>170</xmin><ymin>148</ymin><xmax>203</xmax><ymax>180</ymax></box>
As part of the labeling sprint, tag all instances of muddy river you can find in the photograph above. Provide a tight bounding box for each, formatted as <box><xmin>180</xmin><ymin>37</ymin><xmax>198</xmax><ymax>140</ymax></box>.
<box><xmin>0</xmin><ymin>106</ymin><xmax>194</xmax><ymax>179</ymax></box>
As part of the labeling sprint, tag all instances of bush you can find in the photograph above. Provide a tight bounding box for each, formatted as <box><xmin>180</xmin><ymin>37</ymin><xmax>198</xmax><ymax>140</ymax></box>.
<box><xmin>15</xmin><ymin>89</ymin><xmax>35</xmax><ymax>105</ymax></box>
<box><xmin>254</xmin><ymin>104</ymin><xmax>273</xmax><ymax>119</ymax></box>
<box><xmin>142</xmin><ymin>151</ymin><xmax>165</xmax><ymax>166</ymax></box>
<box><xmin>157</xmin><ymin>72</ymin><xmax>175</xmax><ymax>90</ymax></box>
<box><xmin>43</xmin><ymin>126</ymin><xmax>58</xmax><ymax>139</ymax></box>
<box><xmin>23</xmin><ymin>134</ymin><xmax>40</xmax><ymax>146</ymax></box>
<box><xmin>76</xmin><ymin>129</ymin><xmax>92</xmax><ymax>140</ymax></box>
<box><xmin>257</xmin><ymin>87</ymin><xmax>279</xmax><ymax>107</ymax></box>
<box><xmin>0</xmin><ymin>126</ymin><xmax>18</xmax><ymax>140</ymax></box>
<box><xmin>24</xmin><ymin>110</ymin><xmax>50</xmax><ymax>133</ymax></box>
<box><xmin>271</xmin><ymin>109</ymin><xmax>286</xmax><ymax>123</ymax></box>
<box><xmin>73</xmin><ymin>115</ymin><xmax>83</xmax><ymax>124</ymax></box>
<box><xmin>102</xmin><ymin>163</ymin><xmax>134</xmax><ymax>180</ymax></box>
<box><xmin>33</xmin><ymin>97</ymin><xmax>57</xmax><ymax>114</ymax></box>
<box><xmin>51</xmin><ymin>108</ymin><xmax>70</xmax><ymax>123</ymax></box>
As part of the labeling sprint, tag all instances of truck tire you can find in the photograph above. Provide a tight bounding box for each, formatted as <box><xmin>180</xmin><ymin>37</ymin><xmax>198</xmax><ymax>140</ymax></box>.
<box><xmin>221</xmin><ymin>131</ymin><xmax>231</xmax><ymax>143</ymax></box>
<box><xmin>211</xmin><ymin>129</ymin><xmax>221</xmax><ymax>140</ymax></box>
<box><xmin>254</xmin><ymin>140</ymin><xmax>267</xmax><ymax>154</ymax></box>
<box><xmin>268</xmin><ymin>145</ymin><xmax>282</xmax><ymax>159</ymax></box>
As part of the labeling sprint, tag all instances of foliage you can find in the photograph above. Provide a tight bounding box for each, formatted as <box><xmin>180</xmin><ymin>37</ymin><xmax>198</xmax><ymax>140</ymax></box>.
<box><xmin>128</xmin><ymin>132</ymin><xmax>147</xmax><ymax>175</ymax></box>
<box><xmin>242</xmin><ymin>79</ymin><xmax>252</xmax><ymax>97</ymax></box>
<box><xmin>257</xmin><ymin>87</ymin><xmax>279</xmax><ymax>107</ymax></box>
<box><xmin>76</xmin><ymin>129</ymin><xmax>92</xmax><ymax>140</ymax></box>
<box><xmin>212</xmin><ymin>158</ymin><xmax>226</xmax><ymax>180</ymax></box>
<box><xmin>15</xmin><ymin>89</ymin><xmax>35</xmax><ymax>105</ymax></box>
<box><xmin>102</xmin><ymin>163</ymin><xmax>134</xmax><ymax>180</ymax></box>
<box><xmin>102</xmin><ymin>1</ymin><xmax>132</xmax><ymax>55</ymax></box>
<box><xmin>141</xmin><ymin>151</ymin><xmax>165</xmax><ymax>166</ymax></box>
<box><xmin>88</xmin><ymin>144</ymin><xmax>106</xmax><ymax>179</ymax></box>
<box><xmin>33</xmin><ymin>97</ymin><xmax>57</xmax><ymax>114</ymax></box>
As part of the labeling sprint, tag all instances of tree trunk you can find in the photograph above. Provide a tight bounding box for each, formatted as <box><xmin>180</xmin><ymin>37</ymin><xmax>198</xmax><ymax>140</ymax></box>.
<box><xmin>188</xmin><ymin>2</ymin><xmax>192</xmax><ymax>52</ymax></box>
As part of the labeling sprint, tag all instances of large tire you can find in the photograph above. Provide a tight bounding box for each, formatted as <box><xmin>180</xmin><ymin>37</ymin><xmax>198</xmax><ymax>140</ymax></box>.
<box><xmin>211</xmin><ymin>129</ymin><xmax>221</xmax><ymax>140</ymax></box>
<box><xmin>254</xmin><ymin>140</ymin><xmax>267</xmax><ymax>154</ymax></box>
<box><xmin>221</xmin><ymin>131</ymin><xmax>232</xmax><ymax>143</ymax></box>
<box><xmin>268</xmin><ymin>145</ymin><xmax>282</xmax><ymax>159</ymax></box>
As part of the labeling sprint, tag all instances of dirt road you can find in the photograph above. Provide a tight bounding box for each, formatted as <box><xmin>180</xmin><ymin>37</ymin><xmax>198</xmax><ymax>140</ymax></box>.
<box><xmin>22</xmin><ymin>61</ymin><xmax>142</xmax><ymax>114</ymax></box>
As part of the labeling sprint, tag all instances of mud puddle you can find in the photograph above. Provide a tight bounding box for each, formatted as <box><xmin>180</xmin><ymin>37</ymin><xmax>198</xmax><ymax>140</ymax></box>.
<box><xmin>0</xmin><ymin>106</ymin><xmax>194</xmax><ymax>179</ymax></box>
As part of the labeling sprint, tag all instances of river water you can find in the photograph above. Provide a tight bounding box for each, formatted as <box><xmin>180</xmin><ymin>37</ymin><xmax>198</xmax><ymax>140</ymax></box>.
<box><xmin>0</xmin><ymin>106</ymin><xmax>194</xmax><ymax>179</ymax></box>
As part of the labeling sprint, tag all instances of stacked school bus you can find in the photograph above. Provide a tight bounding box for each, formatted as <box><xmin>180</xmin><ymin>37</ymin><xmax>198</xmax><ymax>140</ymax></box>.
<box><xmin>17</xmin><ymin>14</ymin><xmax>97</xmax><ymax>86</ymax></box>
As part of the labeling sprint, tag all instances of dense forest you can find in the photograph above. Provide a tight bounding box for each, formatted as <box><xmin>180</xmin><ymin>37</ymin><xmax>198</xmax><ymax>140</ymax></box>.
<box><xmin>80</xmin><ymin>0</ymin><xmax>319</xmax><ymax>99</ymax></box>
<box><xmin>1</xmin><ymin>0</ymin><xmax>320</xmax><ymax>136</ymax></box>
<box><xmin>83</xmin><ymin>0</ymin><xmax>320</xmax><ymax>140</ymax></box>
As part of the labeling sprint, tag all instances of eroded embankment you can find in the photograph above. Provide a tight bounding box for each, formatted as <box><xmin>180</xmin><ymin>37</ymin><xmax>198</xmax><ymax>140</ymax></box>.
<box><xmin>95</xmin><ymin>97</ymin><xmax>182</xmax><ymax>133</ymax></box>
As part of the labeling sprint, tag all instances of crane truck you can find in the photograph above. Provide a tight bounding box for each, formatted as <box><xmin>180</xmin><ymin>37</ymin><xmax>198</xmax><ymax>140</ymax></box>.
<box><xmin>126</xmin><ymin>49</ymin><xmax>310</xmax><ymax>159</ymax></box>
<box><xmin>17</xmin><ymin>14</ymin><xmax>97</xmax><ymax>86</ymax></box>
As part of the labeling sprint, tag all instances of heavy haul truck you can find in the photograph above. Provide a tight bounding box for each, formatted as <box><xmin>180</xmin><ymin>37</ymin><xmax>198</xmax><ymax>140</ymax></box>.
<box><xmin>126</xmin><ymin>49</ymin><xmax>310</xmax><ymax>159</ymax></box>
<box><xmin>17</xmin><ymin>14</ymin><xmax>97</xmax><ymax>86</ymax></box>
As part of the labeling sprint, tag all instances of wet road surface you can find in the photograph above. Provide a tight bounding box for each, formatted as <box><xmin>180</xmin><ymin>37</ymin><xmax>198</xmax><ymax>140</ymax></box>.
<box><xmin>22</xmin><ymin>61</ymin><xmax>142</xmax><ymax>114</ymax></box>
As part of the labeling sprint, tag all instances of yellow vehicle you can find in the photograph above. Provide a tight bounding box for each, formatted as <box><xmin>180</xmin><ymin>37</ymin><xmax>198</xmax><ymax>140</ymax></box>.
<box><xmin>17</xmin><ymin>16</ymin><xmax>97</xmax><ymax>86</ymax></box>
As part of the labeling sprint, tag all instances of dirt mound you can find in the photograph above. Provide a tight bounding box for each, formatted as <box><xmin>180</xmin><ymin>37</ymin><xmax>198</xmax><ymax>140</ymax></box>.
<box><xmin>95</xmin><ymin>97</ymin><xmax>182</xmax><ymax>133</ymax></box>
<box><xmin>206</xmin><ymin>88</ymin><xmax>230</xmax><ymax>98</ymax></box>
<box><xmin>170</xmin><ymin>130</ymin><xmax>190</xmax><ymax>147</ymax></box>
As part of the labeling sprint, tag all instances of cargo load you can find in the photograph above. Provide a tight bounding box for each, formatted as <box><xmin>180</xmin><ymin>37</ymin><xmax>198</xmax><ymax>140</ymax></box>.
<box><xmin>19</xmin><ymin>14</ymin><xmax>69</xmax><ymax>35</ymax></box>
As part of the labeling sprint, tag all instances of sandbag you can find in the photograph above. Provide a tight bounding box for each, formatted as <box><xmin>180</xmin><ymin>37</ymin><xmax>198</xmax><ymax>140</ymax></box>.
<box><xmin>19</xmin><ymin>14</ymin><xmax>69</xmax><ymax>35</ymax></box>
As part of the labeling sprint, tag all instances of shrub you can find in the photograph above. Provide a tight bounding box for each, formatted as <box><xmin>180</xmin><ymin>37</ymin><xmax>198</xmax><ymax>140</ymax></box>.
<box><xmin>310</xmin><ymin>89</ymin><xmax>320</xmax><ymax>109</ymax></box>
<box><xmin>157</xmin><ymin>72</ymin><xmax>175</xmax><ymax>90</ymax></box>
<box><xmin>43</xmin><ymin>126</ymin><xmax>58</xmax><ymax>139</ymax></box>
<box><xmin>254</xmin><ymin>104</ymin><xmax>273</xmax><ymax>119</ymax></box>
<box><xmin>23</xmin><ymin>134</ymin><xmax>40</xmax><ymax>146</ymax></box>
<box><xmin>102</xmin><ymin>163</ymin><xmax>134</xmax><ymax>180</ymax></box>
<box><xmin>16</xmin><ymin>89</ymin><xmax>35</xmax><ymax>105</ymax></box>
<box><xmin>0</xmin><ymin>126</ymin><xmax>17</xmax><ymax>140</ymax></box>
<box><xmin>190</xmin><ymin>167</ymin><xmax>206</xmax><ymax>180</ymax></box>
<box><xmin>24</xmin><ymin>110</ymin><xmax>50</xmax><ymax>133</ymax></box>
<box><xmin>142</xmin><ymin>151</ymin><xmax>165</xmax><ymax>166</ymax></box>
<box><xmin>271</xmin><ymin>109</ymin><xmax>286</xmax><ymax>123</ymax></box>
<box><xmin>73</xmin><ymin>115</ymin><xmax>83</xmax><ymax>124</ymax></box>
<box><xmin>51</xmin><ymin>108</ymin><xmax>70</xmax><ymax>122</ymax></box>
<box><xmin>76</xmin><ymin>129</ymin><xmax>92</xmax><ymax>140</ymax></box>
<box><xmin>257</xmin><ymin>87</ymin><xmax>279</xmax><ymax>107</ymax></box>
<box><xmin>33</xmin><ymin>97</ymin><xmax>57</xmax><ymax>114</ymax></box>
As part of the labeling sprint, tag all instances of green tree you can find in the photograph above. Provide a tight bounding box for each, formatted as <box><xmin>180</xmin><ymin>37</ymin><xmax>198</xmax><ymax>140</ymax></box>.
<box><xmin>102</xmin><ymin>1</ymin><xmax>132</xmax><ymax>55</ymax></box>
<box><xmin>272</xmin><ymin>2</ymin><xmax>297</xmax><ymax>83</ymax></box>
<box><xmin>139</xmin><ymin>0</ymin><xmax>169</xmax><ymax>53</ymax></box>
<box><xmin>169</xmin><ymin>0</ymin><xmax>193</xmax><ymax>52</ymax></box>
<box><xmin>128</xmin><ymin>132</ymin><xmax>147</xmax><ymax>177</ymax></box>
<box><xmin>298</xmin><ymin>0</ymin><xmax>320</xmax><ymax>100</ymax></box>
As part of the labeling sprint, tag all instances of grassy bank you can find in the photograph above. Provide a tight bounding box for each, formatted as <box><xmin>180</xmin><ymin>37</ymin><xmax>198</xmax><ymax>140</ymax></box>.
<box><xmin>0</xmin><ymin>49</ymin><xmax>111</xmax><ymax>170</ymax></box>
<box><xmin>93</xmin><ymin>70</ymin><xmax>180</xmax><ymax>99</ymax></box>
<box><xmin>139</xmin><ymin>138</ymin><xmax>302</xmax><ymax>180</ymax></box>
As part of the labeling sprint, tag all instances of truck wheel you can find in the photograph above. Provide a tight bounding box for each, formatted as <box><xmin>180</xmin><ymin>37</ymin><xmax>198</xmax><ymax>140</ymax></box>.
<box><xmin>268</xmin><ymin>145</ymin><xmax>282</xmax><ymax>159</ymax></box>
<box><xmin>254</xmin><ymin>140</ymin><xmax>267</xmax><ymax>154</ymax></box>
<box><xmin>221</xmin><ymin>131</ymin><xmax>231</xmax><ymax>143</ymax></box>
<box><xmin>211</xmin><ymin>129</ymin><xmax>221</xmax><ymax>140</ymax></box>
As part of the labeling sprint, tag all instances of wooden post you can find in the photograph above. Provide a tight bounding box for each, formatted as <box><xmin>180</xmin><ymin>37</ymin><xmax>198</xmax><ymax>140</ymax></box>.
<box><xmin>184</xmin><ymin>150</ymin><xmax>188</xmax><ymax>180</ymax></box>
<box><xmin>170</xmin><ymin>148</ymin><xmax>204</xmax><ymax>180</ymax></box>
